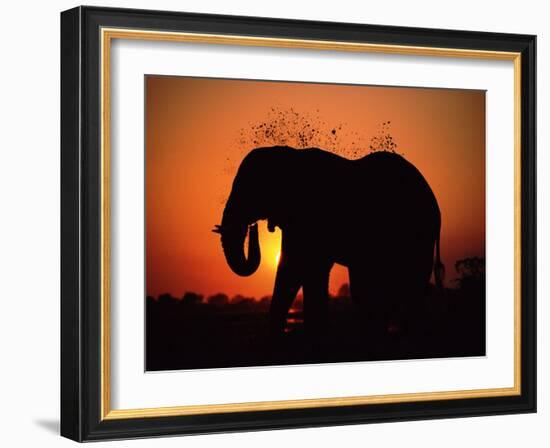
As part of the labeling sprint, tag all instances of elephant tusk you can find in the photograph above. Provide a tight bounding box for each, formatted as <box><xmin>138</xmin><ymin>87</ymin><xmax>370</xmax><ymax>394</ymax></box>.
<box><xmin>212</xmin><ymin>224</ymin><xmax>222</xmax><ymax>234</ymax></box>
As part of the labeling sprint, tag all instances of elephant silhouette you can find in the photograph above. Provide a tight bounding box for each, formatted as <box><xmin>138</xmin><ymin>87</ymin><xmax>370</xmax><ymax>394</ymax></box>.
<box><xmin>214</xmin><ymin>146</ymin><xmax>444</xmax><ymax>340</ymax></box>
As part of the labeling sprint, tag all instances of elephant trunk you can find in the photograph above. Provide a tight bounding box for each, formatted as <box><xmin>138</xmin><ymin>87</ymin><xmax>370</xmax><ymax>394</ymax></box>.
<box><xmin>220</xmin><ymin>221</ymin><xmax>261</xmax><ymax>277</ymax></box>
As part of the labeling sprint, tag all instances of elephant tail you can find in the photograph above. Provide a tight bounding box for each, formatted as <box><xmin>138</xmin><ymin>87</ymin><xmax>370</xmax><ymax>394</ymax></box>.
<box><xmin>434</xmin><ymin>230</ymin><xmax>445</xmax><ymax>290</ymax></box>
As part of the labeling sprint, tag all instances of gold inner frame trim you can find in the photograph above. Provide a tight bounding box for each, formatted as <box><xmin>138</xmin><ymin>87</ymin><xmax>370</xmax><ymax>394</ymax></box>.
<box><xmin>100</xmin><ymin>27</ymin><xmax>522</xmax><ymax>420</ymax></box>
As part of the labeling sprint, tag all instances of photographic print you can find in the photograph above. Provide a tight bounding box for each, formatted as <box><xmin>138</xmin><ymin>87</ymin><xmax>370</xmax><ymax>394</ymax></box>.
<box><xmin>145</xmin><ymin>76</ymin><xmax>486</xmax><ymax>371</ymax></box>
<box><xmin>61</xmin><ymin>8</ymin><xmax>536</xmax><ymax>440</ymax></box>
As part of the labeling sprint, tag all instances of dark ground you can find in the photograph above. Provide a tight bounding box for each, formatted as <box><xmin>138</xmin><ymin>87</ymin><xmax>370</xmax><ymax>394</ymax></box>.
<box><xmin>146</xmin><ymin>278</ymin><xmax>485</xmax><ymax>371</ymax></box>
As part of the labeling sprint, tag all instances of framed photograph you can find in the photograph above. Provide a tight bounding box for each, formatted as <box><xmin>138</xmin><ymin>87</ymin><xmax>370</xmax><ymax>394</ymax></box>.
<box><xmin>60</xmin><ymin>6</ymin><xmax>536</xmax><ymax>441</ymax></box>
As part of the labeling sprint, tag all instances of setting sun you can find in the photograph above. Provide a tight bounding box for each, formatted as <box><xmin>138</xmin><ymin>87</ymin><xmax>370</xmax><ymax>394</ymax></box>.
<box><xmin>275</xmin><ymin>251</ymin><xmax>281</xmax><ymax>267</ymax></box>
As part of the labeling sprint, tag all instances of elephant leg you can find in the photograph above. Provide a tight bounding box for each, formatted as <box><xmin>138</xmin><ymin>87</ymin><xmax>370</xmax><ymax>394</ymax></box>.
<box><xmin>348</xmin><ymin>266</ymin><xmax>387</xmax><ymax>339</ymax></box>
<box><xmin>302</xmin><ymin>262</ymin><xmax>332</xmax><ymax>342</ymax></box>
<box><xmin>268</xmin><ymin>255</ymin><xmax>302</xmax><ymax>337</ymax></box>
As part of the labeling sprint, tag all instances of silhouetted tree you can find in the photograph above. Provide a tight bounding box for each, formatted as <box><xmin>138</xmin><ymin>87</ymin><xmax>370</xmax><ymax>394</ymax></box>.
<box><xmin>455</xmin><ymin>257</ymin><xmax>485</xmax><ymax>292</ymax></box>
<box><xmin>208</xmin><ymin>293</ymin><xmax>229</xmax><ymax>306</ymax></box>
<box><xmin>456</xmin><ymin>257</ymin><xmax>484</xmax><ymax>279</ymax></box>
<box><xmin>232</xmin><ymin>295</ymin><xmax>255</xmax><ymax>311</ymax></box>
<box><xmin>231</xmin><ymin>294</ymin><xmax>246</xmax><ymax>304</ymax></box>
<box><xmin>182</xmin><ymin>291</ymin><xmax>203</xmax><ymax>305</ymax></box>
<box><xmin>258</xmin><ymin>296</ymin><xmax>271</xmax><ymax>309</ymax></box>
<box><xmin>158</xmin><ymin>293</ymin><xmax>177</xmax><ymax>304</ymax></box>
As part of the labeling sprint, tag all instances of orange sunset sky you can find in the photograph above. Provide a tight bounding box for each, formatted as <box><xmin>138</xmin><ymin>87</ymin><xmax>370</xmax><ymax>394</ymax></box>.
<box><xmin>146</xmin><ymin>76</ymin><xmax>485</xmax><ymax>299</ymax></box>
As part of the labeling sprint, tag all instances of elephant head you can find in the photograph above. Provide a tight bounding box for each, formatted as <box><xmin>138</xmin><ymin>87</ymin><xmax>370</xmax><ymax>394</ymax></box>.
<box><xmin>213</xmin><ymin>147</ymin><xmax>292</xmax><ymax>277</ymax></box>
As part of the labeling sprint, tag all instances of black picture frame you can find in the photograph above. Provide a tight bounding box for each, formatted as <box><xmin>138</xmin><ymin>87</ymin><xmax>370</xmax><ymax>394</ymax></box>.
<box><xmin>61</xmin><ymin>5</ymin><xmax>536</xmax><ymax>442</ymax></box>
